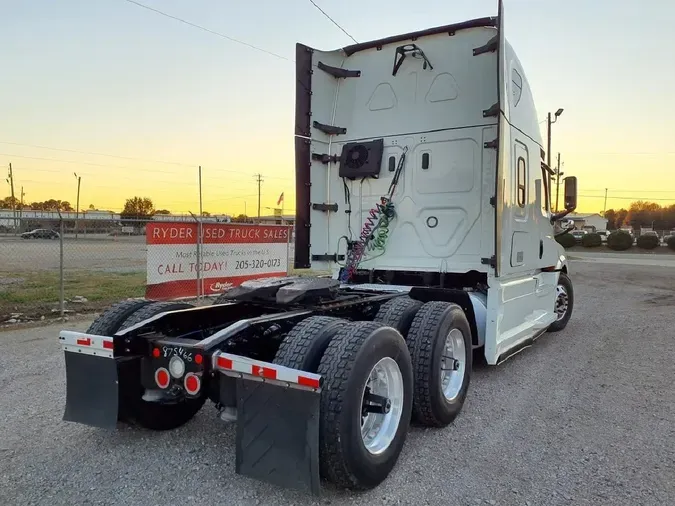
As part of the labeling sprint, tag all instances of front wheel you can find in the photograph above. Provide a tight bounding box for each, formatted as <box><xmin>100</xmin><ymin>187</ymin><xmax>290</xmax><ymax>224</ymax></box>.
<box><xmin>548</xmin><ymin>272</ymin><xmax>574</xmax><ymax>332</ymax></box>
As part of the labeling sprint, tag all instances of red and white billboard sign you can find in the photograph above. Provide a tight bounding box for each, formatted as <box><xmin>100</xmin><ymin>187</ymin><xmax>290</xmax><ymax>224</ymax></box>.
<box><xmin>146</xmin><ymin>222</ymin><xmax>290</xmax><ymax>299</ymax></box>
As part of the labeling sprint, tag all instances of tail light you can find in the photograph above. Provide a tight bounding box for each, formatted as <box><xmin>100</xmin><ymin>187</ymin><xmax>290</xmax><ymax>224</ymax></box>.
<box><xmin>184</xmin><ymin>373</ymin><xmax>201</xmax><ymax>395</ymax></box>
<box><xmin>155</xmin><ymin>367</ymin><xmax>170</xmax><ymax>389</ymax></box>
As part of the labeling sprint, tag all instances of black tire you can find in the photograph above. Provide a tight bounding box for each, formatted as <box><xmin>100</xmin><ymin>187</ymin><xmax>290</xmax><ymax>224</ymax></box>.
<box><xmin>317</xmin><ymin>321</ymin><xmax>413</xmax><ymax>490</ymax></box>
<box><xmin>273</xmin><ymin>316</ymin><xmax>347</xmax><ymax>372</ymax></box>
<box><xmin>117</xmin><ymin>301</ymin><xmax>205</xmax><ymax>431</ymax></box>
<box><xmin>406</xmin><ymin>301</ymin><xmax>472</xmax><ymax>427</ymax></box>
<box><xmin>548</xmin><ymin>272</ymin><xmax>574</xmax><ymax>332</ymax></box>
<box><xmin>86</xmin><ymin>299</ymin><xmax>154</xmax><ymax>336</ymax></box>
<box><xmin>373</xmin><ymin>296</ymin><xmax>423</xmax><ymax>337</ymax></box>
<box><xmin>119</xmin><ymin>301</ymin><xmax>194</xmax><ymax>330</ymax></box>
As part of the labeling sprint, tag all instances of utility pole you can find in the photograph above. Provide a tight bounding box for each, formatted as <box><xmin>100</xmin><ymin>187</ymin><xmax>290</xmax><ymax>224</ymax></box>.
<box><xmin>546</xmin><ymin>113</ymin><xmax>552</xmax><ymax>171</ymax></box>
<box><xmin>546</xmin><ymin>109</ymin><xmax>564</xmax><ymax>209</ymax></box>
<box><xmin>7</xmin><ymin>163</ymin><xmax>17</xmax><ymax>234</ymax></box>
<box><xmin>555</xmin><ymin>153</ymin><xmax>562</xmax><ymax>212</ymax></box>
<box><xmin>603</xmin><ymin>188</ymin><xmax>608</xmax><ymax>215</ymax></box>
<box><xmin>546</xmin><ymin>108</ymin><xmax>564</xmax><ymax>171</ymax></box>
<box><xmin>19</xmin><ymin>186</ymin><xmax>25</xmax><ymax>230</ymax></box>
<box><xmin>254</xmin><ymin>173</ymin><xmax>263</xmax><ymax>221</ymax></box>
<box><xmin>74</xmin><ymin>172</ymin><xmax>81</xmax><ymax>239</ymax></box>
<box><xmin>198</xmin><ymin>166</ymin><xmax>203</xmax><ymax>217</ymax></box>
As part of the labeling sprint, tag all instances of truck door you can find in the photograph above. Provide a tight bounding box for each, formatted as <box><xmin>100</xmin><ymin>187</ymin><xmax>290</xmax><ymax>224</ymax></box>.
<box><xmin>494</xmin><ymin>0</ymin><xmax>535</xmax><ymax>277</ymax></box>
<box><xmin>483</xmin><ymin>0</ymin><xmax>557</xmax><ymax>364</ymax></box>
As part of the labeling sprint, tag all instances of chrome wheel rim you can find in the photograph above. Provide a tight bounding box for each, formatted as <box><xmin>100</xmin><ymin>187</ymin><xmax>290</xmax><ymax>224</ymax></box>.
<box><xmin>440</xmin><ymin>328</ymin><xmax>466</xmax><ymax>402</ymax></box>
<box><xmin>555</xmin><ymin>284</ymin><xmax>569</xmax><ymax>321</ymax></box>
<box><xmin>360</xmin><ymin>357</ymin><xmax>404</xmax><ymax>455</ymax></box>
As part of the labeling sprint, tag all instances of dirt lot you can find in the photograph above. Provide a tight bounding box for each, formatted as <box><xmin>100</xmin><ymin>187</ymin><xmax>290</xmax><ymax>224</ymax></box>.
<box><xmin>0</xmin><ymin>235</ymin><xmax>147</xmax><ymax>272</ymax></box>
<box><xmin>1</xmin><ymin>261</ymin><xmax>674</xmax><ymax>506</ymax></box>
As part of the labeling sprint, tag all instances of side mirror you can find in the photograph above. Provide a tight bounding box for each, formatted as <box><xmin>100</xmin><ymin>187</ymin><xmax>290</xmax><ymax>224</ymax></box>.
<box><xmin>554</xmin><ymin>218</ymin><xmax>575</xmax><ymax>237</ymax></box>
<box><xmin>564</xmin><ymin>176</ymin><xmax>577</xmax><ymax>211</ymax></box>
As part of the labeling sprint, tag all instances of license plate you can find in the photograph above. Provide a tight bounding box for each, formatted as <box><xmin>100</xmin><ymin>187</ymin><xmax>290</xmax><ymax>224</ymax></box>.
<box><xmin>159</xmin><ymin>345</ymin><xmax>194</xmax><ymax>363</ymax></box>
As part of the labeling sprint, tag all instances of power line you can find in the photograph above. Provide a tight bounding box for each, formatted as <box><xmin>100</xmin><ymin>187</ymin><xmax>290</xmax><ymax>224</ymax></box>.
<box><xmin>579</xmin><ymin>194</ymin><xmax>675</xmax><ymax>201</ymax></box>
<box><xmin>8</xmin><ymin>165</ymin><xmax>276</xmax><ymax>192</ymax></box>
<box><xmin>0</xmin><ymin>153</ymin><xmax>293</xmax><ymax>181</ymax></box>
<box><xmin>307</xmin><ymin>0</ymin><xmax>358</xmax><ymax>44</ymax></box>
<box><xmin>582</xmin><ymin>188</ymin><xmax>675</xmax><ymax>194</ymax></box>
<box><xmin>122</xmin><ymin>0</ymin><xmax>292</xmax><ymax>62</ymax></box>
<box><xmin>0</xmin><ymin>140</ymin><xmax>193</xmax><ymax>167</ymax></box>
<box><xmin>566</xmin><ymin>151</ymin><xmax>675</xmax><ymax>156</ymax></box>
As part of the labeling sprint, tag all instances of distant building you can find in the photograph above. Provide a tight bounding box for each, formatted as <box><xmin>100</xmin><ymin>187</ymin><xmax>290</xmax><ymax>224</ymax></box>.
<box><xmin>0</xmin><ymin>208</ymin><xmax>232</xmax><ymax>232</ymax></box>
<box><xmin>257</xmin><ymin>214</ymin><xmax>296</xmax><ymax>226</ymax></box>
<box><xmin>567</xmin><ymin>213</ymin><xmax>608</xmax><ymax>232</ymax></box>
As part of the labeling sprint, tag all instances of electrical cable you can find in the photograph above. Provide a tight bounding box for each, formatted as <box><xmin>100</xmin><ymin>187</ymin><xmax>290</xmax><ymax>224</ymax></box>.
<box><xmin>339</xmin><ymin>147</ymin><xmax>408</xmax><ymax>283</ymax></box>
<box><xmin>122</xmin><ymin>0</ymin><xmax>291</xmax><ymax>61</ymax></box>
<box><xmin>307</xmin><ymin>0</ymin><xmax>358</xmax><ymax>44</ymax></box>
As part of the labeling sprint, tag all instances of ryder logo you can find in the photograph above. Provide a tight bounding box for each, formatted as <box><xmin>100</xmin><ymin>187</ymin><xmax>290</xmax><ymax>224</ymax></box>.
<box><xmin>210</xmin><ymin>281</ymin><xmax>234</xmax><ymax>292</ymax></box>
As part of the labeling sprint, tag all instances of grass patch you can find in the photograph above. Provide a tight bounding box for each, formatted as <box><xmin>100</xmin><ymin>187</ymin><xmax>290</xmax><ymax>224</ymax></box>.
<box><xmin>1</xmin><ymin>268</ymin><xmax>331</xmax><ymax>321</ymax></box>
<box><xmin>1</xmin><ymin>270</ymin><xmax>145</xmax><ymax>319</ymax></box>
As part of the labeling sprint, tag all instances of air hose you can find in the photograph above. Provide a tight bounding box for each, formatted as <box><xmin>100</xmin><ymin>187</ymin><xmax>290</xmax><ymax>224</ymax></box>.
<box><xmin>340</xmin><ymin>147</ymin><xmax>408</xmax><ymax>283</ymax></box>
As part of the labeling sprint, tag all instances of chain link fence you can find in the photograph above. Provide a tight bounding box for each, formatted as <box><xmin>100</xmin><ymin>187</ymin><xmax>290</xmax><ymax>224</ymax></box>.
<box><xmin>1</xmin><ymin>217</ymin><xmax>295</xmax><ymax>324</ymax></box>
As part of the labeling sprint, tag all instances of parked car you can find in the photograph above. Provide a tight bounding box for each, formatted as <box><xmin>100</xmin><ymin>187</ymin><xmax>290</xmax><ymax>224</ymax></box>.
<box><xmin>597</xmin><ymin>230</ymin><xmax>609</xmax><ymax>243</ymax></box>
<box><xmin>20</xmin><ymin>228</ymin><xmax>59</xmax><ymax>239</ymax></box>
<box><xmin>571</xmin><ymin>230</ymin><xmax>587</xmax><ymax>243</ymax></box>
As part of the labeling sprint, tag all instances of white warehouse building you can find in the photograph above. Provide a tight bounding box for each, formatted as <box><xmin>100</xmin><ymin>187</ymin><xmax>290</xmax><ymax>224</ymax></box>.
<box><xmin>567</xmin><ymin>213</ymin><xmax>608</xmax><ymax>232</ymax></box>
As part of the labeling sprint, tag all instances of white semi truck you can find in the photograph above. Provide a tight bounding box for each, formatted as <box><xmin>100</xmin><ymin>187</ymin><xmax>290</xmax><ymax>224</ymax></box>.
<box><xmin>58</xmin><ymin>1</ymin><xmax>577</xmax><ymax>495</ymax></box>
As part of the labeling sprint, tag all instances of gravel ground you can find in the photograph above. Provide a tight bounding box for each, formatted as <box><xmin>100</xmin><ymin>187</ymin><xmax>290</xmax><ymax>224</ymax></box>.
<box><xmin>1</xmin><ymin>261</ymin><xmax>674</xmax><ymax>506</ymax></box>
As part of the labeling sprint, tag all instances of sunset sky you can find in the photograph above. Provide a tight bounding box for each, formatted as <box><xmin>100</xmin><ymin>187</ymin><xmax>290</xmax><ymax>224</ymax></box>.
<box><xmin>1</xmin><ymin>0</ymin><xmax>673</xmax><ymax>216</ymax></box>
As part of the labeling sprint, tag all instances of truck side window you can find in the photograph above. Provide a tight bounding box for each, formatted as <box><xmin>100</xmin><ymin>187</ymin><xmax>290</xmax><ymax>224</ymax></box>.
<box><xmin>517</xmin><ymin>156</ymin><xmax>526</xmax><ymax>207</ymax></box>
<box><xmin>541</xmin><ymin>164</ymin><xmax>550</xmax><ymax>213</ymax></box>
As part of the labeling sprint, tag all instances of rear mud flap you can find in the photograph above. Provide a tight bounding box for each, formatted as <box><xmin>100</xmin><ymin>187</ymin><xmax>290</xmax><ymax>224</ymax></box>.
<box><xmin>63</xmin><ymin>352</ymin><xmax>120</xmax><ymax>429</ymax></box>
<box><xmin>234</xmin><ymin>378</ymin><xmax>321</xmax><ymax>495</ymax></box>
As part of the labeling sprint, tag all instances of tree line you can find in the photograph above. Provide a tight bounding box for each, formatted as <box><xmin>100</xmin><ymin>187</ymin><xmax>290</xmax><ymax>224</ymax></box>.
<box><xmin>605</xmin><ymin>201</ymin><xmax>675</xmax><ymax>231</ymax></box>
<box><xmin>0</xmin><ymin>196</ymin><xmax>172</xmax><ymax>216</ymax></box>
<box><xmin>0</xmin><ymin>196</ymin><xmax>76</xmax><ymax>211</ymax></box>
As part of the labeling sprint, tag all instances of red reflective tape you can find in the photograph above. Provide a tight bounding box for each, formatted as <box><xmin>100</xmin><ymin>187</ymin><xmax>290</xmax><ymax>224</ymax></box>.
<box><xmin>252</xmin><ymin>365</ymin><xmax>277</xmax><ymax>380</ymax></box>
<box><xmin>102</xmin><ymin>340</ymin><xmax>114</xmax><ymax>350</ymax></box>
<box><xmin>216</xmin><ymin>356</ymin><xmax>233</xmax><ymax>370</ymax></box>
<box><xmin>76</xmin><ymin>337</ymin><xmax>91</xmax><ymax>346</ymax></box>
<box><xmin>298</xmin><ymin>376</ymin><xmax>320</xmax><ymax>389</ymax></box>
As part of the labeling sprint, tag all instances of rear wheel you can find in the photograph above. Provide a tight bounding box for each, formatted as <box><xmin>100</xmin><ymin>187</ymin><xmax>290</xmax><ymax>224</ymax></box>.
<box><xmin>117</xmin><ymin>301</ymin><xmax>205</xmax><ymax>431</ymax></box>
<box><xmin>273</xmin><ymin>316</ymin><xmax>347</xmax><ymax>372</ymax></box>
<box><xmin>373</xmin><ymin>296</ymin><xmax>423</xmax><ymax>337</ymax></box>
<box><xmin>406</xmin><ymin>301</ymin><xmax>472</xmax><ymax>427</ymax></box>
<box><xmin>120</xmin><ymin>301</ymin><xmax>194</xmax><ymax>329</ymax></box>
<box><xmin>317</xmin><ymin>321</ymin><xmax>413</xmax><ymax>490</ymax></box>
<box><xmin>86</xmin><ymin>299</ymin><xmax>154</xmax><ymax>336</ymax></box>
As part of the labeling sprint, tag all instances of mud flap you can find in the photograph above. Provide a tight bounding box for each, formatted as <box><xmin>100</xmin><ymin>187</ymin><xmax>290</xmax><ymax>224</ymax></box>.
<box><xmin>63</xmin><ymin>352</ymin><xmax>120</xmax><ymax>429</ymax></box>
<box><xmin>234</xmin><ymin>378</ymin><xmax>321</xmax><ymax>495</ymax></box>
